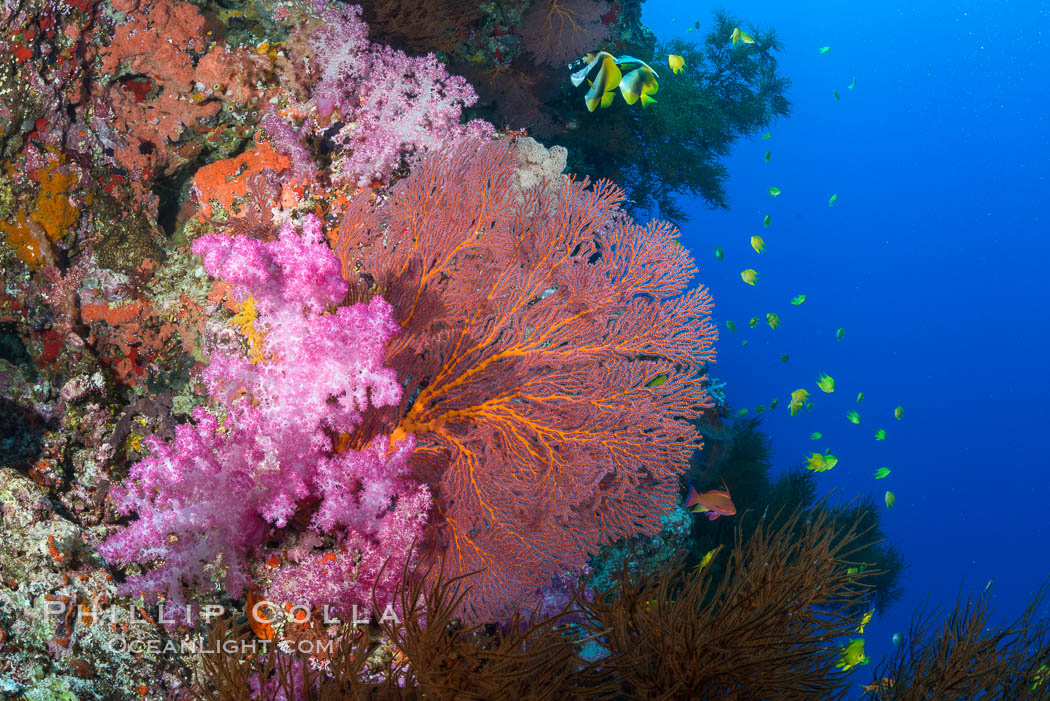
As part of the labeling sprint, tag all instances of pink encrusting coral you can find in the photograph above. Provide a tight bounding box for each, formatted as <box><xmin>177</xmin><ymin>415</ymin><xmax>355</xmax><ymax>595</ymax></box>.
<box><xmin>100</xmin><ymin>215</ymin><xmax>431</xmax><ymax>611</ymax></box>
<box><xmin>264</xmin><ymin>3</ymin><xmax>492</xmax><ymax>188</ymax></box>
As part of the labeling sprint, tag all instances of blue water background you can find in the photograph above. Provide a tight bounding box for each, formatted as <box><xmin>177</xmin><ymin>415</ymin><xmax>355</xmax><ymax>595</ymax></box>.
<box><xmin>641</xmin><ymin>0</ymin><xmax>1050</xmax><ymax>670</ymax></box>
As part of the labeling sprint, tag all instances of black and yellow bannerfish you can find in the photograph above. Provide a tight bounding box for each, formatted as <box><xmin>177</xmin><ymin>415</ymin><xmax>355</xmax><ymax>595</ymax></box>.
<box><xmin>569</xmin><ymin>52</ymin><xmax>660</xmax><ymax>112</ymax></box>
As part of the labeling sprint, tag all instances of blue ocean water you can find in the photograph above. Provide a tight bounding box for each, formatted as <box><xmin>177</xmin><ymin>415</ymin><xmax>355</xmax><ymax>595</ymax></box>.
<box><xmin>643</xmin><ymin>0</ymin><xmax>1050</xmax><ymax>670</ymax></box>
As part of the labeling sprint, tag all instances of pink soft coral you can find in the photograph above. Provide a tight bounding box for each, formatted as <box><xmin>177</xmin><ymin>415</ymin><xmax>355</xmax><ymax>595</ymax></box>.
<box><xmin>263</xmin><ymin>3</ymin><xmax>492</xmax><ymax>188</ymax></box>
<box><xmin>100</xmin><ymin>215</ymin><xmax>430</xmax><ymax>611</ymax></box>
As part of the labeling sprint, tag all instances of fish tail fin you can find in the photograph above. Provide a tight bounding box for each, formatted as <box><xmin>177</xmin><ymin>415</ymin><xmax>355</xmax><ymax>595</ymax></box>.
<box><xmin>641</xmin><ymin>94</ymin><xmax>657</xmax><ymax>107</ymax></box>
<box><xmin>600</xmin><ymin>90</ymin><xmax>616</xmax><ymax>108</ymax></box>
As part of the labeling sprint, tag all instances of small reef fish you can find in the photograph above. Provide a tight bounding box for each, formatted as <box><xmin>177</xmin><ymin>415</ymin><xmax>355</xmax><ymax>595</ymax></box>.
<box><xmin>857</xmin><ymin>610</ymin><xmax>874</xmax><ymax>633</ymax></box>
<box><xmin>874</xmin><ymin>429</ymin><xmax>886</xmax><ymax>440</ymax></box>
<box><xmin>848</xmin><ymin>77</ymin><xmax>857</xmax><ymax>89</ymax></box>
<box><xmin>751</xmin><ymin>235</ymin><xmax>765</xmax><ymax>253</ymax></box>
<box><xmin>894</xmin><ymin>406</ymin><xmax>903</xmax><ymax>420</ymax></box>
<box><xmin>885</xmin><ymin>491</ymin><xmax>896</xmax><ymax>509</ymax></box>
<box><xmin>789</xmin><ymin>388</ymin><xmax>809</xmax><ymax>415</ymax></box>
<box><xmin>768</xmin><ymin>186</ymin><xmax>781</xmax><ymax>197</ymax></box>
<box><xmin>685</xmin><ymin>482</ymin><xmax>737</xmax><ymax>520</ymax></box>
<box><xmin>769</xmin><ymin>398</ymin><xmax>779</xmax><ymax>409</ymax></box>
<box><xmin>686</xmin><ymin>27</ymin><xmax>695</xmax><ymax>33</ymax></box>
<box><xmin>694</xmin><ymin>544</ymin><xmax>722</xmax><ymax>573</ymax></box>
<box><xmin>668</xmin><ymin>54</ymin><xmax>685</xmax><ymax>74</ymax></box>
<box><xmin>892</xmin><ymin>632</ymin><xmax>904</xmax><ymax>647</ymax></box>
<box><xmin>874</xmin><ymin>467</ymin><xmax>891</xmax><ymax>479</ymax></box>
<box><xmin>754</xmin><ymin>405</ymin><xmax>765</xmax><ymax>414</ymax></box>
<box><xmin>569</xmin><ymin>52</ymin><xmax>621</xmax><ymax>111</ymax></box>
<box><xmin>741</xmin><ymin>268</ymin><xmax>758</xmax><ymax>285</ymax></box>
<box><xmin>1031</xmin><ymin>664</ymin><xmax>1048</xmax><ymax>691</ymax></box>
<box><xmin>780</xmin><ymin>353</ymin><xmax>790</xmax><ymax>363</ymax></box>
<box><xmin>791</xmin><ymin>294</ymin><xmax>806</xmax><ymax>305</ymax></box>
<box><xmin>856</xmin><ymin>392</ymin><xmax>864</xmax><ymax>404</ymax></box>
<box><xmin>731</xmin><ymin>27</ymin><xmax>756</xmax><ymax>45</ymax></box>
<box><xmin>765</xmin><ymin>150</ymin><xmax>772</xmax><ymax>162</ymax></box>
<box><xmin>836</xmin><ymin>638</ymin><xmax>869</xmax><ymax>672</ymax></box>
<box><xmin>617</xmin><ymin>56</ymin><xmax>660</xmax><ymax>106</ymax></box>
<box><xmin>847</xmin><ymin>410</ymin><xmax>861</xmax><ymax>425</ymax></box>
<box><xmin>810</xmin><ymin>432</ymin><xmax>823</xmax><ymax>440</ymax></box>
<box><xmin>860</xmin><ymin>678</ymin><xmax>895</xmax><ymax>693</ymax></box>
<box><xmin>847</xmin><ymin>565</ymin><xmax>867</xmax><ymax>576</ymax></box>
<box><xmin>761</xmin><ymin>131</ymin><xmax>772</xmax><ymax>139</ymax></box>
<box><xmin>694</xmin><ymin>21</ymin><xmax>701</xmax><ymax>30</ymax></box>
<box><xmin>736</xmin><ymin>408</ymin><xmax>749</xmax><ymax>417</ymax></box>
<box><xmin>836</xmin><ymin>327</ymin><xmax>845</xmax><ymax>341</ymax></box>
<box><xmin>829</xmin><ymin>193</ymin><xmax>838</xmax><ymax>207</ymax></box>
<box><xmin>726</xmin><ymin>320</ymin><xmax>737</xmax><ymax>333</ymax></box>
<box><xmin>763</xmin><ymin>214</ymin><xmax>772</xmax><ymax>227</ymax></box>
<box><xmin>741</xmin><ymin>339</ymin><xmax>749</xmax><ymax>346</ymax></box>
<box><xmin>817</xmin><ymin>373</ymin><xmax>835</xmax><ymax>393</ymax></box>
<box><xmin>766</xmin><ymin>312</ymin><xmax>779</xmax><ymax>329</ymax></box>
<box><xmin>570</xmin><ymin>53</ymin><xmax>660</xmax><ymax>111</ymax></box>
<box><xmin>806</xmin><ymin>451</ymin><xmax>838</xmax><ymax>472</ymax></box>
<box><xmin>645</xmin><ymin>374</ymin><xmax>669</xmax><ymax>388</ymax></box>
<box><xmin>714</xmin><ymin>246</ymin><xmax>724</xmax><ymax>260</ymax></box>
<box><xmin>834</xmin><ymin>90</ymin><xmax>841</xmax><ymax>101</ymax></box>
<box><xmin>819</xmin><ymin>46</ymin><xmax>831</xmax><ymax>54</ymax></box>
<box><xmin>748</xmin><ymin>316</ymin><xmax>759</xmax><ymax>328</ymax></box>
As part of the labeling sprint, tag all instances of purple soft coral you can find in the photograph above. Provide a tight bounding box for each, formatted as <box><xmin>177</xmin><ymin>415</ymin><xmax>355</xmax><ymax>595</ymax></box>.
<box><xmin>100</xmin><ymin>215</ymin><xmax>430</xmax><ymax>612</ymax></box>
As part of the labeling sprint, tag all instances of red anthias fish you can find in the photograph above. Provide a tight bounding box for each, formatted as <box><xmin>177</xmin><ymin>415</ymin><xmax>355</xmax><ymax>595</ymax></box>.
<box><xmin>685</xmin><ymin>480</ymin><xmax>737</xmax><ymax>520</ymax></box>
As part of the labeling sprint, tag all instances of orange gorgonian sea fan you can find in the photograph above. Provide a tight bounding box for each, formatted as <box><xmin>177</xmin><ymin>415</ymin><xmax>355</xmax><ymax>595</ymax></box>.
<box><xmin>334</xmin><ymin>137</ymin><xmax>717</xmax><ymax>621</ymax></box>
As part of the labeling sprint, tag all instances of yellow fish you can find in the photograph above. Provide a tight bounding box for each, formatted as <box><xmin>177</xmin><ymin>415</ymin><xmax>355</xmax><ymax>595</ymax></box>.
<box><xmin>570</xmin><ymin>52</ymin><xmax>622</xmax><ymax>112</ymax></box>
<box><xmin>789</xmin><ymin>388</ymin><xmax>809</xmax><ymax>416</ymax></box>
<box><xmin>741</xmin><ymin>269</ymin><xmax>758</xmax><ymax>285</ymax></box>
<box><xmin>617</xmin><ymin>56</ymin><xmax>660</xmax><ymax>107</ymax></box>
<box><xmin>766</xmin><ymin>312</ymin><xmax>779</xmax><ymax>329</ymax></box>
<box><xmin>750</xmin><ymin>235</ymin><xmax>765</xmax><ymax>253</ymax></box>
<box><xmin>816</xmin><ymin>373</ymin><xmax>835</xmax><ymax>393</ymax></box>
<box><xmin>668</xmin><ymin>54</ymin><xmax>685</xmax><ymax>74</ymax></box>
<box><xmin>857</xmin><ymin>609</ymin><xmax>874</xmax><ymax>634</ymax></box>
<box><xmin>894</xmin><ymin>406</ymin><xmax>903</xmax><ymax>420</ymax></box>
<box><xmin>694</xmin><ymin>545</ymin><xmax>723</xmax><ymax>573</ymax></box>
<box><xmin>645</xmin><ymin>374</ymin><xmax>669</xmax><ymax>388</ymax></box>
<box><xmin>837</xmin><ymin>638</ymin><xmax>869</xmax><ymax>672</ymax></box>
<box><xmin>806</xmin><ymin>452</ymin><xmax>837</xmax><ymax>472</ymax></box>
<box><xmin>885</xmin><ymin>491</ymin><xmax>896</xmax><ymax>509</ymax></box>
<box><xmin>731</xmin><ymin>27</ymin><xmax>756</xmax><ymax>46</ymax></box>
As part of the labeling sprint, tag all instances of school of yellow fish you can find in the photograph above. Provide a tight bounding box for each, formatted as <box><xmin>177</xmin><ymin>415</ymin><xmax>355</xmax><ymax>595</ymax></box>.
<box><xmin>574</xmin><ymin>20</ymin><xmax>905</xmax><ymax>667</ymax></box>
